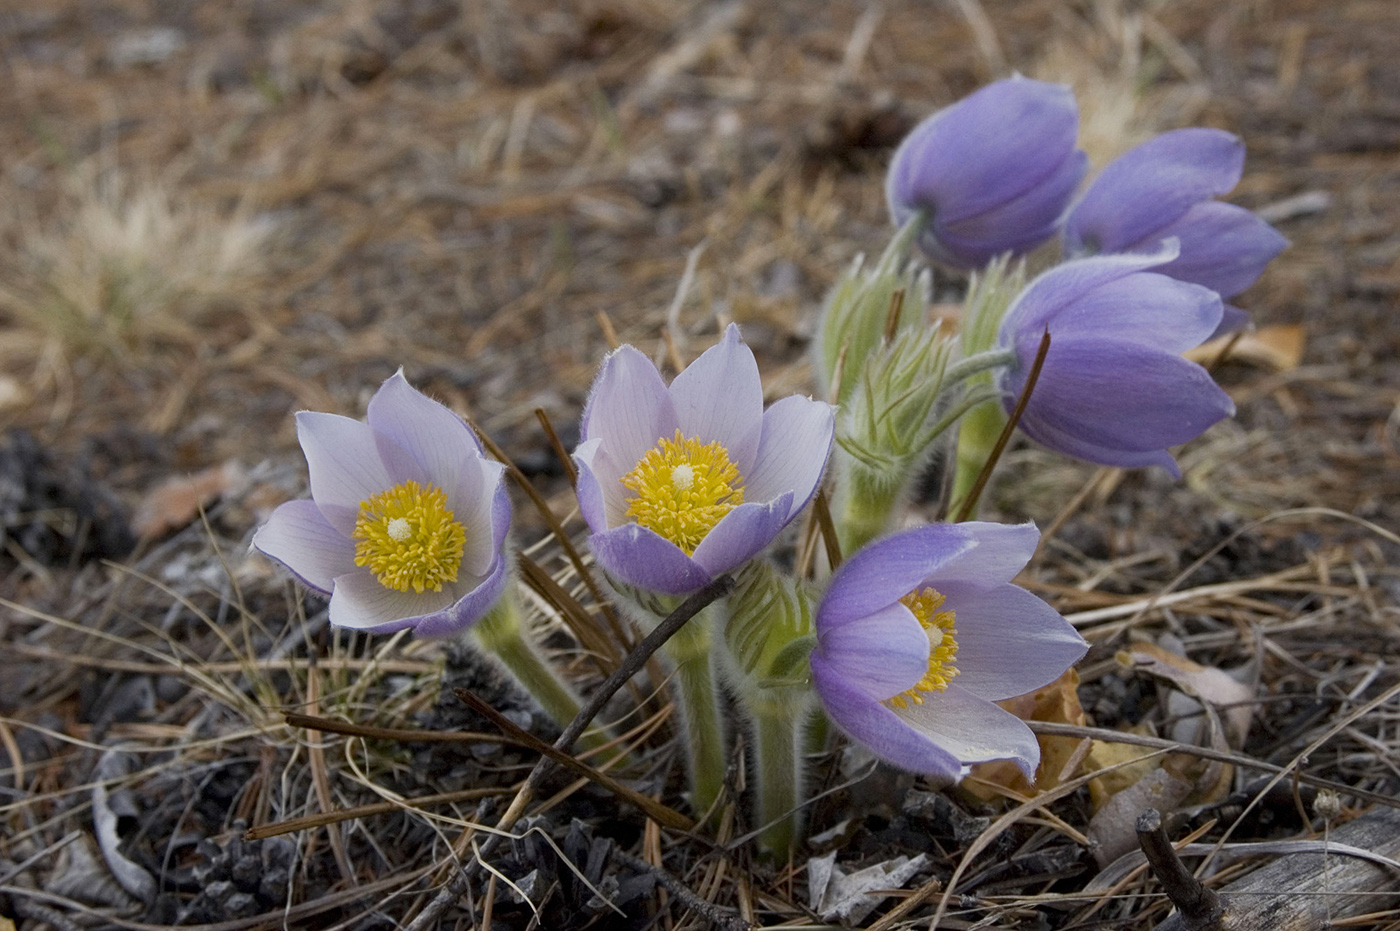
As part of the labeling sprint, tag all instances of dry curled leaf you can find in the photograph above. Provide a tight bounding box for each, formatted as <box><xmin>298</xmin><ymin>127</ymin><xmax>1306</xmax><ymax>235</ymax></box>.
<box><xmin>1184</xmin><ymin>323</ymin><xmax>1306</xmax><ymax>371</ymax></box>
<box><xmin>132</xmin><ymin>460</ymin><xmax>245</xmax><ymax>538</ymax></box>
<box><xmin>1120</xmin><ymin>642</ymin><xmax>1256</xmax><ymax>745</ymax></box>
<box><xmin>964</xmin><ymin>667</ymin><xmax>1087</xmax><ymax>800</ymax></box>
<box><xmin>807</xmin><ymin>852</ymin><xmax>929</xmax><ymax>926</ymax></box>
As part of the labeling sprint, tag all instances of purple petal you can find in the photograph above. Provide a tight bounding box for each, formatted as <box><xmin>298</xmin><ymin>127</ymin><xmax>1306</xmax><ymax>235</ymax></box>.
<box><xmin>1012</xmin><ymin>335</ymin><xmax>1235</xmax><ymax>454</ymax></box>
<box><xmin>1065</xmin><ymin>128</ymin><xmax>1245</xmax><ymax>255</ymax></box>
<box><xmin>1148</xmin><ymin>201</ymin><xmax>1289</xmax><ymax>298</ymax></box>
<box><xmin>296</xmin><ymin>411</ymin><xmax>393</xmax><ymax>535</ymax></box>
<box><xmin>252</xmin><ymin>499</ymin><xmax>356</xmax><ymax>594</ymax></box>
<box><xmin>889</xmin><ymin>78</ymin><xmax>1080</xmax><ymax>226</ymax></box>
<box><xmin>1211</xmin><ymin>304</ymin><xmax>1252</xmax><ymax>341</ymax></box>
<box><xmin>572</xmin><ymin>438</ymin><xmax>610</xmax><ymax>533</ymax></box>
<box><xmin>410</xmin><ymin>556</ymin><xmax>511</xmax><ymax>638</ymax></box>
<box><xmin>743</xmin><ymin>395</ymin><xmax>836</xmax><ymax>510</ymax></box>
<box><xmin>579</xmin><ymin>346</ymin><xmax>679</xmax><ymax>490</ymax></box>
<box><xmin>668</xmin><ymin>324</ymin><xmax>764</xmax><ymax>475</ymax></box>
<box><xmin>689</xmin><ymin>493</ymin><xmax>795</xmax><ymax>577</ymax></box>
<box><xmin>938</xmin><ymin>582</ymin><xmax>1087</xmax><ymax>701</ymax></box>
<box><xmin>812</xmin><ymin>601</ymin><xmax>929</xmax><ymax>701</ymax></box>
<box><xmin>818</xmin><ymin>525</ymin><xmax>976</xmax><ymax>632</ymax></box>
<box><xmin>366</xmin><ymin>370</ymin><xmax>482</xmax><ymax>505</ymax></box>
<box><xmin>1015</xmin><ymin>416</ymin><xmax>1184</xmax><ymax>476</ymax></box>
<box><xmin>929</xmin><ymin>521</ymin><xmax>1039</xmax><ymax>591</ymax></box>
<box><xmin>891</xmin><ymin>684</ymin><xmax>1041</xmax><ymax>777</ymax></box>
<box><xmin>933</xmin><ymin>148</ymin><xmax>1088</xmax><ymax>266</ymax></box>
<box><xmin>328</xmin><ymin>568</ymin><xmax>456</xmax><ymax>632</ymax></box>
<box><xmin>1000</xmin><ymin>247</ymin><xmax>1180</xmax><ymax>339</ymax></box>
<box><xmin>811</xmin><ymin>656</ymin><xmax>962</xmax><ymax>780</ymax></box>
<box><xmin>455</xmin><ymin>460</ymin><xmax>510</xmax><ymax>578</ymax></box>
<box><xmin>587</xmin><ymin>523</ymin><xmax>712</xmax><ymax>595</ymax></box>
<box><xmin>1027</xmin><ymin>271</ymin><xmax>1223</xmax><ymax>354</ymax></box>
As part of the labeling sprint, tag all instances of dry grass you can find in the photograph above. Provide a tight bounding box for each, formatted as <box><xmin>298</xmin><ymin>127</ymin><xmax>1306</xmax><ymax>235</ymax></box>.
<box><xmin>2</xmin><ymin>0</ymin><xmax>1399</xmax><ymax>928</ymax></box>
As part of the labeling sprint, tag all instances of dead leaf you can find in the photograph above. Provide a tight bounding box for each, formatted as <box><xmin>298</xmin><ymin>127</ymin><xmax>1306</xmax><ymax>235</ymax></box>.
<box><xmin>1184</xmin><ymin>323</ymin><xmax>1306</xmax><ymax>370</ymax></box>
<box><xmin>964</xmin><ymin>668</ymin><xmax>1087</xmax><ymax>800</ymax></box>
<box><xmin>807</xmin><ymin>851</ymin><xmax>929</xmax><ymax>926</ymax></box>
<box><xmin>132</xmin><ymin>460</ymin><xmax>245</xmax><ymax>539</ymax></box>
<box><xmin>1120</xmin><ymin>642</ymin><xmax>1256</xmax><ymax>745</ymax></box>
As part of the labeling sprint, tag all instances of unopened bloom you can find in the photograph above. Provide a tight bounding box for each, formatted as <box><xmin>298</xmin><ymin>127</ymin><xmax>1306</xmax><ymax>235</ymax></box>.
<box><xmin>1064</xmin><ymin>128</ymin><xmax>1287</xmax><ymax>331</ymax></box>
<box><xmin>253</xmin><ymin>372</ymin><xmax>510</xmax><ymax>636</ymax></box>
<box><xmin>573</xmin><ymin>325</ymin><xmax>835</xmax><ymax>596</ymax></box>
<box><xmin>887</xmin><ymin>76</ymin><xmax>1088</xmax><ymax>269</ymax></box>
<box><xmin>996</xmin><ymin>249</ymin><xmax>1236</xmax><ymax>476</ymax></box>
<box><xmin>810</xmin><ymin>522</ymin><xmax>1086</xmax><ymax>780</ymax></box>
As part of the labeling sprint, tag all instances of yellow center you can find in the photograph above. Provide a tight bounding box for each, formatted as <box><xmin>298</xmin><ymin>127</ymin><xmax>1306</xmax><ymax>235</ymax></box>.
<box><xmin>352</xmin><ymin>480</ymin><xmax>466</xmax><ymax>593</ymax></box>
<box><xmin>887</xmin><ymin>587</ymin><xmax>960</xmax><ymax>709</ymax></box>
<box><xmin>620</xmin><ymin>429</ymin><xmax>745</xmax><ymax>555</ymax></box>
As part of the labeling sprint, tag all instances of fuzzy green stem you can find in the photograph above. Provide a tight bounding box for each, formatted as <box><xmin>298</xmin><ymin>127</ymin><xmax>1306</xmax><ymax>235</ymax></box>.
<box><xmin>837</xmin><ymin>462</ymin><xmax>903</xmax><ymax>555</ymax></box>
<box><xmin>944</xmin><ymin>347</ymin><xmax>1016</xmax><ymax>386</ymax></box>
<box><xmin>752</xmin><ymin>695</ymin><xmax>811</xmax><ymax>858</ymax></box>
<box><xmin>473</xmin><ymin>595</ymin><xmax>605</xmax><ymax>751</ymax></box>
<box><xmin>664</xmin><ymin>607</ymin><xmax>726</xmax><ymax>820</ymax></box>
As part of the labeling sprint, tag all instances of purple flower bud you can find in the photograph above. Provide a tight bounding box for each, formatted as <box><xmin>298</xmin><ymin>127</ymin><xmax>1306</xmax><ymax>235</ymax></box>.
<box><xmin>573</xmin><ymin>325</ymin><xmax>835</xmax><ymax>596</ymax></box>
<box><xmin>810</xmin><ymin>522</ymin><xmax>1087</xmax><ymax>781</ymax></box>
<box><xmin>995</xmin><ymin>249</ymin><xmax>1236</xmax><ymax>477</ymax></box>
<box><xmin>1064</xmin><ymin>128</ymin><xmax>1288</xmax><ymax>303</ymax></box>
<box><xmin>253</xmin><ymin>372</ymin><xmax>512</xmax><ymax>636</ymax></box>
<box><xmin>887</xmin><ymin>77</ymin><xmax>1088</xmax><ymax>269</ymax></box>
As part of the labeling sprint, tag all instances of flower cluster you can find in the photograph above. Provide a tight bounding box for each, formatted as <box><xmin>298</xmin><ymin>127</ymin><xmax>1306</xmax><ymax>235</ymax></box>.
<box><xmin>249</xmin><ymin>74</ymin><xmax>1281</xmax><ymax>855</ymax></box>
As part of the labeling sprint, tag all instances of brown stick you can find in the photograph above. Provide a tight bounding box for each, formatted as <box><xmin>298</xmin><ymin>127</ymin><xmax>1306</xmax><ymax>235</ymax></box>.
<box><xmin>1137</xmin><ymin>808</ymin><xmax>1224</xmax><ymax>930</ymax></box>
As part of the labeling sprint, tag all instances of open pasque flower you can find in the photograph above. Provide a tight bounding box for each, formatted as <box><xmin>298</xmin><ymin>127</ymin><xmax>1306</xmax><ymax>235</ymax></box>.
<box><xmin>253</xmin><ymin>372</ymin><xmax>511</xmax><ymax>636</ymax></box>
<box><xmin>887</xmin><ymin>76</ymin><xmax>1088</xmax><ymax>269</ymax></box>
<box><xmin>1064</xmin><ymin>128</ymin><xmax>1287</xmax><ymax>332</ymax></box>
<box><xmin>810</xmin><ymin>522</ymin><xmax>1086</xmax><ymax>780</ymax></box>
<box><xmin>573</xmin><ymin>325</ymin><xmax>835</xmax><ymax>596</ymax></box>
<box><xmin>996</xmin><ymin>248</ymin><xmax>1236</xmax><ymax>477</ymax></box>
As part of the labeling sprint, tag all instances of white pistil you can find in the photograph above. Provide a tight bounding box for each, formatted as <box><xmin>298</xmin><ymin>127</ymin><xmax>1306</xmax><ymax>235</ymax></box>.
<box><xmin>386</xmin><ymin>517</ymin><xmax>413</xmax><ymax>541</ymax></box>
<box><xmin>671</xmin><ymin>464</ymin><xmax>695</xmax><ymax>491</ymax></box>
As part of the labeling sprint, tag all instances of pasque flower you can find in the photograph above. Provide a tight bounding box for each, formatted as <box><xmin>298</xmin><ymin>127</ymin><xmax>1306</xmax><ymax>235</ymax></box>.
<box><xmin>573</xmin><ymin>325</ymin><xmax>835</xmax><ymax>596</ymax></box>
<box><xmin>887</xmin><ymin>76</ymin><xmax>1088</xmax><ymax>269</ymax></box>
<box><xmin>810</xmin><ymin>522</ymin><xmax>1086</xmax><ymax>780</ymax></box>
<box><xmin>1064</xmin><ymin>128</ymin><xmax>1287</xmax><ymax>331</ymax></box>
<box><xmin>996</xmin><ymin>248</ymin><xmax>1236</xmax><ymax>476</ymax></box>
<box><xmin>253</xmin><ymin>372</ymin><xmax>511</xmax><ymax>636</ymax></box>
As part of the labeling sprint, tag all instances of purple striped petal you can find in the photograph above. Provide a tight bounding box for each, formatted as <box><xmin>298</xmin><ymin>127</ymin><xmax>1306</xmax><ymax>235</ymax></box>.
<box><xmin>296</xmin><ymin>412</ymin><xmax>393</xmax><ymax>535</ymax></box>
<box><xmin>813</xmin><ymin>601</ymin><xmax>929</xmax><ymax>702</ymax></box>
<box><xmin>1065</xmin><ymin>128</ymin><xmax>1245</xmax><ymax>255</ymax></box>
<box><xmin>587</xmin><ymin>523</ymin><xmax>713</xmax><ymax>596</ymax></box>
<box><xmin>572</xmin><ymin>437</ymin><xmax>610</xmax><ymax>534</ymax></box>
<box><xmin>1027</xmin><ymin>272</ymin><xmax>1223</xmax><ymax>354</ymax></box>
<box><xmin>1148</xmin><ymin>201</ymin><xmax>1290</xmax><ymax>298</ymax></box>
<box><xmin>580</xmin><ymin>345</ymin><xmax>679</xmax><ymax>488</ymax></box>
<box><xmin>938</xmin><ymin>582</ymin><xmax>1087</xmax><ymax>701</ymax></box>
<box><xmin>252</xmin><ymin>499</ymin><xmax>356</xmax><ymax>594</ymax></box>
<box><xmin>891</xmin><ymin>685</ymin><xmax>1041</xmax><ymax>777</ymax></box>
<box><xmin>742</xmin><ymin>394</ymin><xmax>836</xmax><ymax>510</ymax></box>
<box><xmin>689</xmin><ymin>494</ymin><xmax>795</xmax><ymax>577</ymax></box>
<box><xmin>1001</xmin><ymin>246</ymin><xmax>1179</xmax><ymax>339</ymax></box>
<box><xmin>818</xmin><ymin>525</ymin><xmax>976</xmax><ymax>630</ymax></box>
<box><xmin>328</xmin><ymin>568</ymin><xmax>456</xmax><ymax>632</ymax></box>
<box><xmin>929</xmin><ymin>521</ymin><xmax>1038</xmax><ymax>591</ymax></box>
<box><xmin>669</xmin><ymin>324</ymin><xmax>763</xmax><ymax>475</ymax></box>
<box><xmin>366</xmin><ymin>370</ymin><xmax>480</xmax><ymax>505</ymax></box>
<box><xmin>411</xmin><ymin>556</ymin><xmax>511</xmax><ymax>638</ymax></box>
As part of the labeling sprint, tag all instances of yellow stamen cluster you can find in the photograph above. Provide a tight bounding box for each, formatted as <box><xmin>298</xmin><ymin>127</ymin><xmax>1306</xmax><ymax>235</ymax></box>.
<box><xmin>352</xmin><ymin>480</ymin><xmax>466</xmax><ymax>593</ymax></box>
<box><xmin>620</xmin><ymin>429</ymin><xmax>745</xmax><ymax>555</ymax></box>
<box><xmin>887</xmin><ymin>586</ymin><xmax>960</xmax><ymax>709</ymax></box>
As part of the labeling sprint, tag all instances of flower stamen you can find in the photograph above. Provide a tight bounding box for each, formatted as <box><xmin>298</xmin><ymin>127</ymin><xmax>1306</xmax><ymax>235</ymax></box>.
<box><xmin>353</xmin><ymin>480</ymin><xmax>466</xmax><ymax>593</ymax></box>
<box><xmin>887</xmin><ymin>586</ymin><xmax>960</xmax><ymax>709</ymax></box>
<box><xmin>621</xmin><ymin>429</ymin><xmax>744</xmax><ymax>555</ymax></box>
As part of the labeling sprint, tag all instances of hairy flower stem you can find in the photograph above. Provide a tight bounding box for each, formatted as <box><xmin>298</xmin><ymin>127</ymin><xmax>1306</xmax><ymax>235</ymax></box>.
<box><xmin>752</xmin><ymin>694</ymin><xmax>812</xmax><ymax>858</ymax></box>
<box><xmin>663</xmin><ymin>606</ymin><xmax>727</xmax><ymax>820</ymax></box>
<box><xmin>473</xmin><ymin>594</ymin><xmax>605</xmax><ymax>752</ymax></box>
<box><xmin>837</xmin><ymin>465</ymin><xmax>903</xmax><ymax>556</ymax></box>
<box><xmin>948</xmin><ymin>398</ymin><xmax>1006</xmax><ymax>519</ymax></box>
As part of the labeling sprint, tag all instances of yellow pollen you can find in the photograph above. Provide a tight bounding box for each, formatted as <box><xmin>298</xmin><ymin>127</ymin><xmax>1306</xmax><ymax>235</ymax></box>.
<box><xmin>621</xmin><ymin>429</ymin><xmax>745</xmax><ymax>555</ymax></box>
<box><xmin>887</xmin><ymin>587</ymin><xmax>960</xmax><ymax>710</ymax></box>
<box><xmin>352</xmin><ymin>480</ymin><xmax>466</xmax><ymax>593</ymax></box>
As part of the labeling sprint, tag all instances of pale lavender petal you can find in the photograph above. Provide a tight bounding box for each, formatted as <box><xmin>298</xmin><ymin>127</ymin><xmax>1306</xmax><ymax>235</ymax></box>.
<box><xmin>889</xmin><ymin>78</ymin><xmax>1080</xmax><ymax>225</ymax></box>
<box><xmin>572</xmin><ymin>437</ymin><xmax>610</xmax><ymax>533</ymax></box>
<box><xmin>580</xmin><ymin>346</ymin><xmax>679</xmax><ymax>486</ymax></box>
<box><xmin>810</xmin><ymin>657</ymin><xmax>962</xmax><ymax>780</ymax></box>
<box><xmin>252</xmin><ymin>499</ymin><xmax>356</xmax><ymax>594</ymax></box>
<box><xmin>1015</xmin><ymin>416</ymin><xmax>1183</xmax><ymax>476</ymax></box>
<box><xmin>296</xmin><ymin>411</ymin><xmax>393</xmax><ymax>535</ymax></box>
<box><xmin>813</xmin><ymin>601</ymin><xmax>929</xmax><ymax>701</ymax></box>
<box><xmin>689</xmin><ymin>494</ymin><xmax>795</xmax><ymax>577</ymax></box>
<box><xmin>1212</xmin><ymin>304</ymin><xmax>1251</xmax><ymax>341</ymax></box>
<box><xmin>1065</xmin><ymin>128</ymin><xmax>1245</xmax><ymax>255</ymax></box>
<box><xmin>818</xmin><ymin>525</ymin><xmax>976</xmax><ymax>631</ymax></box>
<box><xmin>455</xmin><ymin>460</ymin><xmax>509</xmax><ymax>578</ymax></box>
<box><xmin>929</xmin><ymin>521</ymin><xmax>1038</xmax><ymax>591</ymax></box>
<box><xmin>328</xmin><ymin>569</ymin><xmax>456</xmax><ymax>632</ymax></box>
<box><xmin>939</xmin><ymin>583</ymin><xmax>1087</xmax><ymax>700</ymax></box>
<box><xmin>588</xmin><ymin>523</ymin><xmax>712</xmax><ymax>595</ymax></box>
<box><xmin>742</xmin><ymin>395</ymin><xmax>837</xmax><ymax>508</ymax></box>
<box><xmin>1012</xmin><ymin>336</ymin><xmax>1235</xmax><ymax>453</ymax></box>
<box><xmin>892</xmin><ymin>684</ymin><xmax>1041</xmax><ymax>777</ymax></box>
<box><xmin>1028</xmin><ymin>272</ymin><xmax>1223</xmax><ymax>354</ymax></box>
<box><xmin>366</xmin><ymin>370</ymin><xmax>481</xmax><ymax>505</ymax></box>
<box><xmin>411</xmin><ymin>556</ymin><xmax>510</xmax><ymax>638</ymax></box>
<box><xmin>1148</xmin><ymin>201</ymin><xmax>1289</xmax><ymax>298</ymax></box>
<box><xmin>669</xmin><ymin>324</ymin><xmax>764</xmax><ymax>475</ymax></box>
<box><xmin>1001</xmin><ymin>246</ymin><xmax>1180</xmax><ymax>339</ymax></box>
